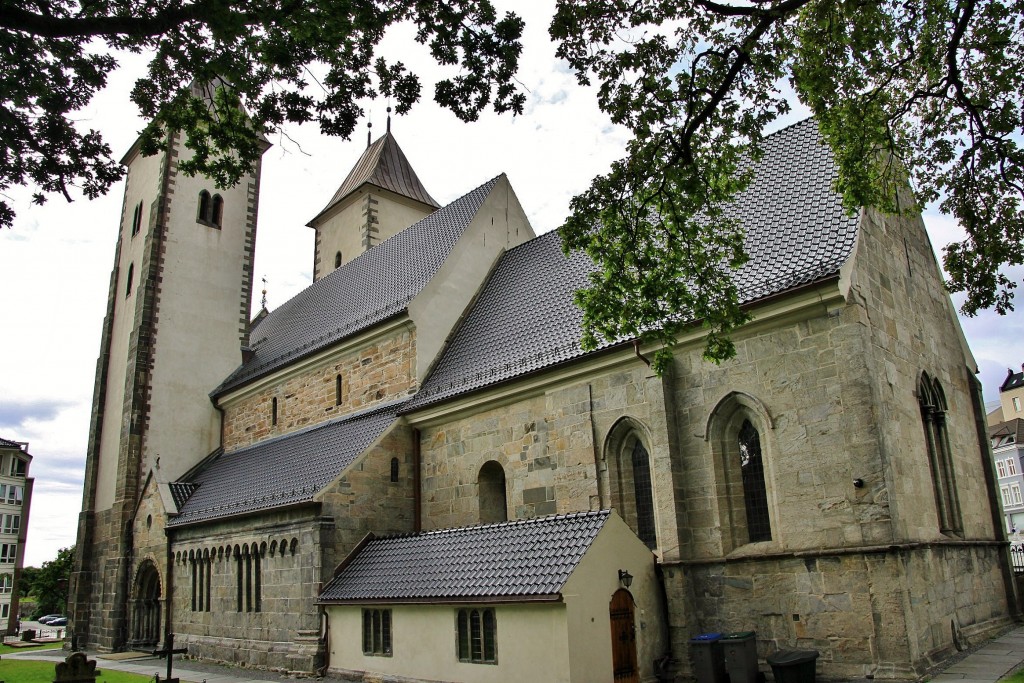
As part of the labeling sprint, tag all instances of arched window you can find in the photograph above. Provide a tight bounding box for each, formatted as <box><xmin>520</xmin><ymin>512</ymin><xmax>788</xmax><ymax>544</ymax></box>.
<box><xmin>335</xmin><ymin>251</ymin><xmax>343</xmax><ymax>268</ymax></box>
<box><xmin>738</xmin><ymin>420</ymin><xmax>771</xmax><ymax>542</ymax></box>
<box><xmin>211</xmin><ymin>194</ymin><xmax>224</xmax><ymax>228</ymax></box>
<box><xmin>603</xmin><ymin>420</ymin><xmax>657</xmax><ymax>548</ymax></box>
<box><xmin>125</xmin><ymin>262</ymin><xmax>134</xmax><ymax>298</ymax></box>
<box><xmin>130</xmin><ymin>200</ymin><xmax>143</xmax><ymax>237</ymax></box>
<box><xmin>706</xmin><ymin>392</ymin><xmax>775</xmax><ymax>551</ymax></box>
<box><xmin>919</xmin><ymin>373</ymin><xmax>963</xmax><ymax>534</ymax></box>
<box><xmin>197</xmin><ymin>190</ymin><xmax>211</xmax><ymax>223</ymax></box>
<box><xmin>478</xmin><ymin>461</ymin><xmax>507</xmax><ymax>524</ymax></box>
<box><xmin>390</xmin><ymin>457</ymin><xmax>400</xmax><ymax>483</ymax></box>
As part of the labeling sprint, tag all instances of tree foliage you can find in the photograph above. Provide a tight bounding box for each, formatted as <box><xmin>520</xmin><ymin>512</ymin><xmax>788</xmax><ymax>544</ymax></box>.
<box><xmin>0</xmin><ymin>0</ymin><xmax>524</xmax><ymax>226</ymax></box>
<box><xmin>2</xmin><ymin>1</ymin><xmax>1022</xmax><ymax>368</ymax></box>
<box><xmin>551</xmin><ymin>0</ymin><xmax>1023</xmax><ymax>370</ymax></box>
<box><xmin>26</xmin><ymin>546</ymin><xmax>75</xmax><ymax>617</ymax></box>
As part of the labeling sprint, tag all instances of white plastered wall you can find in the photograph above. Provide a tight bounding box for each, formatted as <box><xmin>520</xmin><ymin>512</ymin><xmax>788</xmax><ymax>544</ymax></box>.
<box><xmin>144</xmin><ymin>145</ymin><xmax>257</xmax><ymax>482</ymax></box>
<box><xmin>94</xmin><ymin>149</ymin><xmax>165</xmax><ymax>511</ymax></box>
<box><xmin>327</xmin><ymin>602</ymin><xmax>570</xmax><ymax>683</ymax></box>
<box><xmin>408</xmin><ymin>174</ymin><xmax>535</xmax><ymax>382</ymax></box>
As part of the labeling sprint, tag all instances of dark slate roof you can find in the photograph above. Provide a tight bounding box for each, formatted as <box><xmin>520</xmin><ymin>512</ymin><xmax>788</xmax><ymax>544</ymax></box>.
<box><xmin>213</xmin><ymin>176</ymin><xmax>501</xmax><ymax>396</ymax></box>
<box><xmin>307</xmin><ymin>131</ymin><xmax>438</xmax><ymax>227</ymax></box>
<box><xmin>168</xmin><ymin>401</ymin><xmax>402</xmax><ymax>526</ymax></box>
<box><xmin>0</xmin><ymin>438</ymin><xmax>22</xmax><ymax>449</ymax></box>
<box><xmin>319</xmin><ymin>510</ymin><xmax>611</xmax><ymax>603</ymax></box>
<box><xmin>1002</xmin><ymin>367</ymin><xmax>1024</xmax><ymax>392</ymax></box>
<box><xmin>169</xmin><ymin>482</ymin><xmax>199</xmax><ymax>510</ymax></box>
<box><xmin>991</xmin><ymin>418</ymin><xmax>1024</xmax><ymax>444</ymax></box>
<box><xmin>406</xmin><ymin>118</ymin><xmax>859</xmax><ymax>409</ymax></box>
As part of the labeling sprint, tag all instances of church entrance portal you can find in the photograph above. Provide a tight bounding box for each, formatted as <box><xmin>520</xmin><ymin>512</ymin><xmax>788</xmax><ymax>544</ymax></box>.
<box><xmin>129</xmin><ymin>561</ymin><xmax>161</xmax><ymax>649</ymax></box>
<box><xmin>609</xmin><ymin>588</ymin><xmax>639</xmax><ymax>683</ymax></box>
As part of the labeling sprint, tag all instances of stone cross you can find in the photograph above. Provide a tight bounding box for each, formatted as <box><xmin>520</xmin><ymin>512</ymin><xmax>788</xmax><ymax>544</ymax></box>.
<box><xmin>53</xmin><ymin>652</ymin><xmax>97</xmax><ymax>683</ymax></box>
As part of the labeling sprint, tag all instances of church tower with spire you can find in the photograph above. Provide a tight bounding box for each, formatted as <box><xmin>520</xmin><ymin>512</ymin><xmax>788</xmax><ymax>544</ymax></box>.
<box><xmin>70</xmin><ymin>108</ymin><xmax>267</xmax><ymax>651</ymax></box>
<box><xmin>306</xmin><ymin>114</ymin><xmax>439</xmax><ymax>280</ymax></box>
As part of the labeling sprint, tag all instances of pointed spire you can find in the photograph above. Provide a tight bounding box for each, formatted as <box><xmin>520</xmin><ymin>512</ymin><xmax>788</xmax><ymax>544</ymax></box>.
<box><xmin>307</xmin><ymin>128</ymin><xmax>439</xmax><ymax>226</ymax></box>
<box><xmin>387</xmin><ymin>106</ymin><xmax>392</xmax><ymax>133</ymax></box>
<box><xmin>261</xmin><ymin>275</ymin><xmax>268</xmax><ymax>309</ymax></box>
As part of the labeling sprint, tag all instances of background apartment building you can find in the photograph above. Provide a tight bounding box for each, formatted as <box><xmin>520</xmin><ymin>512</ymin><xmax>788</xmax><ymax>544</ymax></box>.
<box><xmin>0</xmin><ymin>438</ymin><xmax>32</xmax><ymax>633</ymax></box>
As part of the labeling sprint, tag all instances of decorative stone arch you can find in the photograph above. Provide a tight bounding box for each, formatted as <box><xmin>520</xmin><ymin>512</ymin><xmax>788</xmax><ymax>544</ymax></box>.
<box><xmin>269</xmin><ymin>540</ymin><xmax>278</xmax><ymax>556</ymax></box>
<box><xmin>478</xmin><ymin>460</ymin><xmax>508</xmax><ymax>524</ymax></box>
<box><xmin>602</xmin><ymin>416</ymin><xmax>658</xmax><ymax>549</ymax></box>
<box><xmin>918</xmin><ymin>371</ymin><xmax>963</xmax><ymax>534</ymax></box>
<box><xmin>705</xmin><ymin>391</ymin><xmax>777</xmax><ymax>553</ymax></box>
<box><xmin>129</xmin><ymin>559</ymin><xmax>162</xmax><ymax>648</ymax></box>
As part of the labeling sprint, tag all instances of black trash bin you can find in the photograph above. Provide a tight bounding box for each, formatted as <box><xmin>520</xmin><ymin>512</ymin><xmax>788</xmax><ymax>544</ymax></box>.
<box><xmin>20</xmin><ymin>628</ymin><xmax>35</xmax><ymax>641</ymax></box>
<box><xmin>688</xmin><ymin>632</ymin><xmax>727</xmax><ymax>683</ymax></box>
<box><xmin>722</xmin><ymin>631</ymin><xmax>759</xmax><ymax>683</ymax></box>
<box><xmin>767</xmin><ymin>649</ymin><xmax>819</xmax><ymax>683</ymax></box>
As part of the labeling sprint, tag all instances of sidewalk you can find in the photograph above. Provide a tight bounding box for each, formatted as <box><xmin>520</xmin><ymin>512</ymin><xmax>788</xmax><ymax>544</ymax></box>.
<box><xmin>5</xmin><ymin>626</ymin><xmax>1024</xmax><ymax>682</ymax></box>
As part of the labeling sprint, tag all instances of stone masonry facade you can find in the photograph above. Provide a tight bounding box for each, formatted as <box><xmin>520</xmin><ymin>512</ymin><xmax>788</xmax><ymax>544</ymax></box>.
<box><xmin>221</xmin><ymin>326</ymin><xmax>416</xmax><ymax>450</ymax></box>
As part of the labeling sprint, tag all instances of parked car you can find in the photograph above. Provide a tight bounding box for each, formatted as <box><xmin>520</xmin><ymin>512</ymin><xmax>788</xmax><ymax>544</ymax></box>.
<box><xmin>37</xmin><ymin>614</ymin><xmax>63</xmax><ymax>624</ymax></box>
<box><xmin>48</xmin><ymin>617</ymin><xmax>67</xmax><ymax>626</ymax></box>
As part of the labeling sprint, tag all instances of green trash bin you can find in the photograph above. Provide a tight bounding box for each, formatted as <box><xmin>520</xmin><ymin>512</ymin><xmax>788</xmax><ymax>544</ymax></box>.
<box><xmin>722</xmin><ymin>631</ymin><xmax>759</xmax><ymax>683</ymax></box>
<box><xmin>767</xmin><ymin>649</ymin><xmax>819</xmax><ymax>683</ymax></box>
<box><xmin>688</xmin><ymin>633</ymin><xmax>727</xmax><ymax>683</ymax></box>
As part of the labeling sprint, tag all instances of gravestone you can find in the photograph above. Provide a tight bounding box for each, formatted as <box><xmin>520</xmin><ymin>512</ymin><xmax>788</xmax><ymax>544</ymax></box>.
<box><xmin>53</xmin><ymin>652</ymin><xmax>97</xmax><ymax>683</ymax></box>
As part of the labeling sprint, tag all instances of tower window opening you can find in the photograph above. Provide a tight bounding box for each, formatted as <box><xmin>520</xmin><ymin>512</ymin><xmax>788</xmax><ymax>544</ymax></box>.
<box><xmin>335</xmin><ymin>251</ymin><xmax>342</xmax><ymax>268</ymax></box>
<box><xmin>271</xmin><ymin>397</ymin><xmax>278</xmax><ymax>426</ymax></box>
<box><xmin>125</xmin><ymin>263</ymin><xmax>134</xmax><ymax>298</ymax></box>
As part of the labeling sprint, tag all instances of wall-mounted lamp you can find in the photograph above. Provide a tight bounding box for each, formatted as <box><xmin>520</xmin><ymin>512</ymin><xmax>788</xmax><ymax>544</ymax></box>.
<box><xmin>618</xmin><ymin>569</ymin><xmax>633</xmax><ymax>589</ymax></box>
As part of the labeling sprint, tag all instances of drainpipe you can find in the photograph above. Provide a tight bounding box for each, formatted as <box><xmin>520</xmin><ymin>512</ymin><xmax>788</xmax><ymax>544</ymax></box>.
<box><xmin>413</xmin><ymin>428</ymin><xmax>422</xmax><ymax>533</ymax></box>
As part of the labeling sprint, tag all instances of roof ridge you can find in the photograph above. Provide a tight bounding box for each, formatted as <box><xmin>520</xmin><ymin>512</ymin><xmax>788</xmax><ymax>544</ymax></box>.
<box><xmin>370</xmin><ymin>509</ymin><xmax>611</xmax><ymax>542</ymax></box>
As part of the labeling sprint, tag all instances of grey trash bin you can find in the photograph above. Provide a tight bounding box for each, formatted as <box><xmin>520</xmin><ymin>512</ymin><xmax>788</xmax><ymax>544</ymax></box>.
<box><xmin>767</xmin><ymin>649</ymin><xmax>819</xmax><ymax>683</ymax></box>
<box><xmin>722</xmin><ymin>631</ymin><xmax>759</xmax><ymax>683</ymax></box>
<box><xmin>688</xmin><ymin>632</ymin><xmax>727</xmax><ymax>683</ymax></box>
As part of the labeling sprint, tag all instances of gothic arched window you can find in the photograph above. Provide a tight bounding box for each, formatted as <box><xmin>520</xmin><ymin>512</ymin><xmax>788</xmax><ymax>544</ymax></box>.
<box><xmin>738</xmin><ymin>420</ymin><xmax>771</xmax><ymax>543</ymax></box>
<box><xmin>919</xmin><ymin>372</ymin><xmax>963</xmax><ymax>534</ymax></box>
<box><xmin>603</xmin><ymin>420</ymin><xmax>658</xmax><ymax>549</ymax></box>
<box><xmin>211</xmin><ymin>194</ymin><xmax>224</xmax><ymax>228</ymax></box>
<box><xmin>197</xmin><ymin>190</ymin><xmax>211</xmax><ymax>223</ymax></box>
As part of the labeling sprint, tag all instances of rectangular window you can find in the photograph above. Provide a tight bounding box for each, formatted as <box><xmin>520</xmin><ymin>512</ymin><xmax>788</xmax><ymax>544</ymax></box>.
<box><xmin>0</xmin><ymin>603</ymin><xmax>7</xmax><ymax>619</ymax></box>
<box><xmin>5</xmin><ymin>486</ymin><xmax>20</xmax><ymax>505</ymax></box>
<box><xmin>362</xmin><ymin>609</ymin><xmax>392</xmax><ymax>656</ymax></box>
<box><xmin>1015</xmin><ymin>396</ymin><xmax>1021</xmax><ymax>412</ymax></box>
<box><xmin>456</xmin><ymin>608</ymin><xmax>497</xmax><ymax>664</ymax></box>
<box><xmin>8</xmin><ymin>458</ymin><xmax>25</xmax><ymax>477</ymax></box>
<box><xmin>1011</xmin><ymin>484</ymin><xmax>1023</xmax><ymax>507</ymax></box>
<box><xmin>2</xmin><ymin>515</ymin><xmax>19</xmax><ymax>535</ymax></box>
<box><xmin>0</xmin><ymin>575</ymin><xmax>11</xmax><ymax>593</ymax></box>
<box><xmin>998</xmin><ymin>461</ymin><xmax>1008</xmax><ymax>478</ymax></box>
<box><xmin>0</xmin><ymin>544</ymin><xmax>15</xmax><ymax>564</ymax></box>
<box><xmin>1010</xmin><ymin>459</ymin><xmax>1019</xmax><ymax>476</ymax></box>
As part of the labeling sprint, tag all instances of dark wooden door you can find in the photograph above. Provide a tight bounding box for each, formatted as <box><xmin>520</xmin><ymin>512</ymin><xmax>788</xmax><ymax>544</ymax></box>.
<box><xmin>609</xmin><ymin>588</ymin><xmax>639</xmax><ymax>683</ymax></box>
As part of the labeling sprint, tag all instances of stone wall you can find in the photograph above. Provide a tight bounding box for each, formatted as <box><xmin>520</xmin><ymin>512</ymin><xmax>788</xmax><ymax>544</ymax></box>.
<box><xmin>170</xmin><ymin>507</ymin><xmax>326</xmax><ymax>672</ymax></box>
<box><xmin>221</xmin><ymin>327</ymin><xmax>416</xmax><ymax>450</ymax></box>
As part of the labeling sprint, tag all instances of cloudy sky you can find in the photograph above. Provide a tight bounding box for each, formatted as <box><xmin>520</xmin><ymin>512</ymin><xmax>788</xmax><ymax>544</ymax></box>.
<box><xmin>1</xmin><ymin>2</ymin><xmax>1021</xmax><ymax>567</ymax></box>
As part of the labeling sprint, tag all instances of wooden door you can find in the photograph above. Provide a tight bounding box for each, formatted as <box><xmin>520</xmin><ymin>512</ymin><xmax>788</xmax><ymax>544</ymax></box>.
<box><xmin>609</xmin><ymin>588</ymin><xmax>639</xmax><ymax>683</ymax></box>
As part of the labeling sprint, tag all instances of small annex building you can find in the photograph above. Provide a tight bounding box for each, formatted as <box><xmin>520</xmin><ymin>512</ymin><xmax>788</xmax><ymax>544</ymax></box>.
<box><xmin>70</xmin><ymin>112</ymin><xmax>1017</xmax><ymax>683</ymax></box>
<box><xmin>319</xmin><ymin>510</ymin><xmax>665</xmax><ymax>683</ymax></box>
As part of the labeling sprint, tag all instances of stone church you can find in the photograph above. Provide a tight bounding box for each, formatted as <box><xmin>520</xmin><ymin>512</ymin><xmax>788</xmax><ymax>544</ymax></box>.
<box><xmin>70</xmin><ymin>114</ymin><xmax>1017</xmax><ymax>682</ymax></box>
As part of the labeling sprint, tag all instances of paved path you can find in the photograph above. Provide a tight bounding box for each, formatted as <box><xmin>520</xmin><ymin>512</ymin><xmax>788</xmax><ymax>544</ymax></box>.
<box><xmin>6</xmin><ymin>625</ymin><xmax>1024</xmax><ymax>682</ymax></box>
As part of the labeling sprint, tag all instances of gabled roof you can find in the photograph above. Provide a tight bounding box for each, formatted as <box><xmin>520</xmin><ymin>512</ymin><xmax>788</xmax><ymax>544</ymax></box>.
<box><xmin>168</xmin><ymin>401</ymin><xmax>402</xmax><ymax>527</ymax></box>
<box><xmin>991</xmin><ymin>418</ymin><xmax>1024</xmax><ymax>445</ymax></box>
<box><xmin>213</xmin><ymin>176</ymin><xmax>502</xmax><ymax>397</ymax></box>
<box><xmin>407</xmin><ymin>118</ymin><xmax>859</xmax><ymax>409</ymax></box>
<box><xmin>319</xmin><ymin>510</ymin><xmax>611</xmax><ymax>603</ymax></box>
<box><xmin>1002</xmin><ymin>367</ymin><xmax>1024</xmax><ymax>392</ymax></box>
<box><xmin>307</xmin><ymin>131</ymin><xmax>438</xmax><ymax>227</ymax></box>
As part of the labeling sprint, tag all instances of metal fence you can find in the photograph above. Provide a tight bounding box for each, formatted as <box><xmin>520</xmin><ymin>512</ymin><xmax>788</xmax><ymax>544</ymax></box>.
<box><xmin>1010</xmin><ymin>545</ymin><xmax>1024</xmax><ymax>574</ymax></box>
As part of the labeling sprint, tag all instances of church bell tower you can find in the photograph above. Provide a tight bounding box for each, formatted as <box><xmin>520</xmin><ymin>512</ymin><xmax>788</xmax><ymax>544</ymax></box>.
<box><xmin>70</xmin><ymin>113</ymin><xmax>267</xmax><ymax>651</ymax></box>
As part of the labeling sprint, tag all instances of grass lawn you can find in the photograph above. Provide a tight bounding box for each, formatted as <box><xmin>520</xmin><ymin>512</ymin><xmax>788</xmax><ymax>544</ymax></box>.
<box><xmin>1002</xmin><ymin>670</ymin><xmax>1024</xmax><ymax>683</ymax></box>
<box><xmin>0</xmin><ymin>658</ymin><xmax>162</xmax><ymax>682</ymax></box>
<box><xmin>0</xmin><ymin>641</ymin><xmax>62</xmax><ymax>655</ymax></box>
